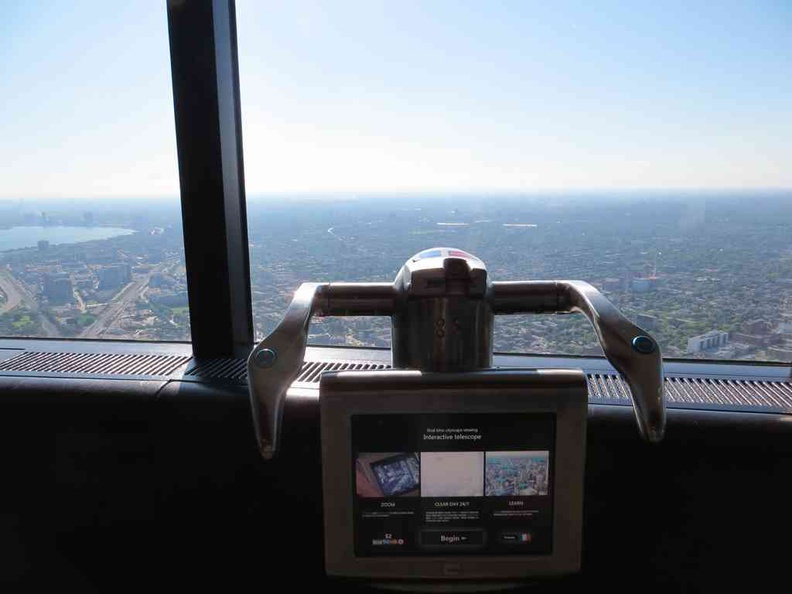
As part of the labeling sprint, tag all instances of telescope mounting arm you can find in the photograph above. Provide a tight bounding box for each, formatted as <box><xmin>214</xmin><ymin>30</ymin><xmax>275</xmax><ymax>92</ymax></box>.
<box><xmin>492</xmin><ymin>280</ymin><xmax>666</xmax><ymax>442</ymax></box>
<box><xmin>247</xmin><ymin>282</ymin><xmax>396</xmax><ymax>459</ymax></box>
<box><xmin>247</xmin><ymin>283</ymin><xmax>323</xmax><ymax>459</ymax></box>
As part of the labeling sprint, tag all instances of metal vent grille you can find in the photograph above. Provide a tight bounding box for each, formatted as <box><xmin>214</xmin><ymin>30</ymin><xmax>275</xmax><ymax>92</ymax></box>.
<box><xmin>587</xmin><ymin>373</ymin><xmax>792</xmax><ymax>411</ymax></box>
<box><xmin>293</xmin><ymin>360</ymin><xmax>391</xmax><ymax>385</ymax></box>
<box><xmin>186</xmin><ymin>358</ymin><xmax>248</xmax><ymax>381</ymax></box>
<box><xmin>0</xmin><ymin>351</ymin><xmax>190</xmax><ymax>377</ymax></box>
<box><xmin>184</xmin><ymin>358</ymin><xmax>392</xmax><ymax>383</ymax></box>
<box><xmin>2</xmin><ymin>348</ymin><xmax>787</xmax><ymax>414</ymax></box>
<box><xmin>281</xmin><ymin>362</ymin><xmax>792</xmax><ymax>412</ymax></box>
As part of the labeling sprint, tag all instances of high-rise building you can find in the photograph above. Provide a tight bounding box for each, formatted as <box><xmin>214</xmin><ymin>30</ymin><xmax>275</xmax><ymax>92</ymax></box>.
<box><xmin>43</xmin><ymin>273</ymin><xmax>73</xmax><ymax>305</ymax></box>
<box><xmin>98</xmin><ymin>264</ymin><xmax>132</xmax><ymax>290</ymax></box>
<box><xmin>686</xmin><ymin>330</ymin><xmax>728</xmax><ymax>354</ymax></box>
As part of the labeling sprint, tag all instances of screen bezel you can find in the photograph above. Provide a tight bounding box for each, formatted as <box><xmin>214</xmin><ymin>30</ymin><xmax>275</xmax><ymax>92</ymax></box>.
<box><xmin>320</xmin><ymin>369</ymin><xmax>587</xmax><ymax>581</ymax></box>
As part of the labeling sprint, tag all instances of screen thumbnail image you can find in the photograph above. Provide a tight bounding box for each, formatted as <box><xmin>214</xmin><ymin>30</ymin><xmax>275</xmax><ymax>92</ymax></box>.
<box><xmin>420</xmin><ymin>452</ymin><xmax>484</xmax><ymax>497</ymax></box>
<box><xmin>356</xmin><ymin>453</ymin><xmax>420</xmax><ymax>497</ymax></box>
<box><xmin>485</xmin><ymin>451</ymin><xmax>550</xmax><ymax>496</ymax></box>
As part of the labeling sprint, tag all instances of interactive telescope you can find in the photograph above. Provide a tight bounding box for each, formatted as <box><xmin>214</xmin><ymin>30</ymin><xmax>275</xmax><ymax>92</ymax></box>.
<box><xmin>247</xmin><ymin>247</ymin><xmax>665</xmax><ymax>584</ymax></box>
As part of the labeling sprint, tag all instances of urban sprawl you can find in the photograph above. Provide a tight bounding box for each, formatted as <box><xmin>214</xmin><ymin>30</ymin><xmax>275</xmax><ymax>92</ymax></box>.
<box><xmin>0</xmin><ymin>195</ymin><xmax>789</xmax><ymax>362</ymax></box>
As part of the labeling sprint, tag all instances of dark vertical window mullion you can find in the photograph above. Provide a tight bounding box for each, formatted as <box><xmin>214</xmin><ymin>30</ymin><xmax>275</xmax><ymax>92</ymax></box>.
<box><xmin>167</xmin><ymin>0</ymin><xmax>253</xmax><ymax>358</ymax></box>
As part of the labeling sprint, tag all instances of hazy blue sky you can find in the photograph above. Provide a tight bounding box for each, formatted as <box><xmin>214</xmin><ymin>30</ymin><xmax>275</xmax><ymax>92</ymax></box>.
<box><xmin>1</xmin><ymin>0</ymin><xmax>790</xmax><ymax>199</ymax></box>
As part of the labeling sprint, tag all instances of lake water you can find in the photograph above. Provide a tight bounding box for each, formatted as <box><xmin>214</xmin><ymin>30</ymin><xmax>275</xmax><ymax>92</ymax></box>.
<box><xmin>0</xmin><ymin>226</ymin><xmax>136</xmax><ymax>252</ymax></box>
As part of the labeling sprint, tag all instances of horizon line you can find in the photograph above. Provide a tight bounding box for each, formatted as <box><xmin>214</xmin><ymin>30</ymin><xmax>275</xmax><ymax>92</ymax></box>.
<box><xmin>1</xmin><ymin>187</ymin><xmax>791</xmax><ymax>203</ymax></box>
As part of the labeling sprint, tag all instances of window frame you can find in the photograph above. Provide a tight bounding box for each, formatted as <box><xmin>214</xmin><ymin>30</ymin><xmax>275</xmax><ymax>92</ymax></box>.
<box><xmin>4</xmin><ymin>0</ymin><xmax>787</xmax><ymax>376</ymax></box>
<box><xmin>167</xmin><ymin>0</ymin><xmax>253</xmax><ymax>358</ymax></box>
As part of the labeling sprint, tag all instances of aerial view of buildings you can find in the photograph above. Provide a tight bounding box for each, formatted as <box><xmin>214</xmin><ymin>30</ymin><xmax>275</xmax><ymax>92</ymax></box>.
<box><xmin>485</xmin><ymin>452</ymin><xmax>550</xmax><ymax>497</ymax></box>
<box><xmin>0</xmin><ymin>202</ymin><xmax>189</xmax><ymax>341</ymax></box>
<box><xmin>0</xmin><ymin>193</ymin><xmax>789</xmax><ymax>363</ymax></box>
<box><xmin>246</xmin><ymin>194</ymin><xmax>792</xmax><ymax>362</ymax></box>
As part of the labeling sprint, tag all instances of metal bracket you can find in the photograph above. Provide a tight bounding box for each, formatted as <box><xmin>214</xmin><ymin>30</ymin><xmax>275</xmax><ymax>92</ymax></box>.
<box><xmin>559</xmin><ymin>281</ymin><xmax>665</xmax><ymax>442</ymax></box>
<box><xmin>247</xmin><ymin>283</ymin><xmax>323</xmax><ymax>459</ymax></box>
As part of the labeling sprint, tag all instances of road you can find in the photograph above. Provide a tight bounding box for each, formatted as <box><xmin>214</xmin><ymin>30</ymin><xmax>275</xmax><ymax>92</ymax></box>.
<box><xmin>0</xmin><ymin>271</ymin><xmax>23</xmax><ymax>314</ymax></box>
<box><xmin>79</xmin><ymin>263</ymin><xmax>169</xmax><ymax>339</ymax></box>
<box><xmin>0</xmin><ymin>261</ymin><xmax>177</xmax><ymax>339</ymax></box>
<box><xmin>0</xmin><ymin>270</ymin><xmax>60</xmax><ymax>337</ymax></box>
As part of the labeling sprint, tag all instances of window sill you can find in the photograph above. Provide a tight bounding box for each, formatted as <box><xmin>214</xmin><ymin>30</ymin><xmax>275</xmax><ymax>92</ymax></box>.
<box><xmin>0</xmin><ymin>338</ymin><xmax>787</xmax><ymax>415</ymax></box>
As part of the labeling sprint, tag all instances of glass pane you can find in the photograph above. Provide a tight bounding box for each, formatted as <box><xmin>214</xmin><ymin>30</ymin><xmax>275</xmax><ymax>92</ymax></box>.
<box><xmin>0</xmin><ymin>2</ymin><xmax>189</xmax><ymax>341</ymax></box>
<box><xmin>239</xmin><ymin>1</ymin><xmax>791</xmax><ymax>362</ymax></box>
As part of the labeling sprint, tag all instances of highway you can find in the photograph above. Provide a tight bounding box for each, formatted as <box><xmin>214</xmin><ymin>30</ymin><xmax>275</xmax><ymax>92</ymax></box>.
<box><xmin>79</xmin><ymin>262</ymin><xmax>170</xmax><ymax>339</ymax></box>
<box><xmin>0</xmin><ymin>261</ymin><xmax>178</xmax><ymax>340</ymax></box>
<box><xmin>0</xmin><ymin>270</ymin><xmax>60</xmax><ymax>337</ymax></box>
<box><xmin>0</xmin><ymin>271</ymin><xmax>23</xmax><ymax>315</ymax></box>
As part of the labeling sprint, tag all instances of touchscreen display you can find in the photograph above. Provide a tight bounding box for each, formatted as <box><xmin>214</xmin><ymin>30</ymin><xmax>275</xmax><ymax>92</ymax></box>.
<box><xmin>352</xmin><ymin>413</ymin><xmax>555</xmax><ymax>556</ymax></box>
